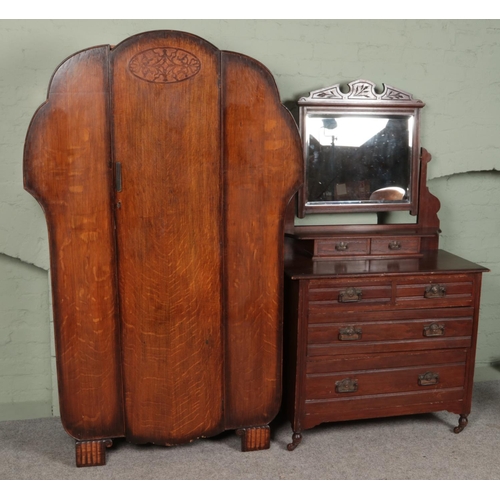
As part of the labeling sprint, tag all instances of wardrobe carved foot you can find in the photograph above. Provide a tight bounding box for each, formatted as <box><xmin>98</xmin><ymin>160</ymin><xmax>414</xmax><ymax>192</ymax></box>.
<box><xmin>453</xmin><ymin>414</ymin><xmax>469</xmax><ymax>434</ymax></box>
<box><xmin>75</xmin><ymin>439</ymin><xmax>113</xmax><ymax>467</ymax></box>
<box><xmin>287</xmin><ymin>432</ymin><xmax>302</xmax><ymax>451</ymax></box>
<box><xmin>236</xmin><ymin>425</ymin><xmax>270</xmax><ymax>452</ymax></box>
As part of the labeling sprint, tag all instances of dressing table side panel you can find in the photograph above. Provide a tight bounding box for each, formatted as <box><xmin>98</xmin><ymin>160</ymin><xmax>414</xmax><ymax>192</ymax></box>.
<box><xmin>462</xmin><ymin>273</ymin><xmax>484</xmax><ymax>414</ymax></box>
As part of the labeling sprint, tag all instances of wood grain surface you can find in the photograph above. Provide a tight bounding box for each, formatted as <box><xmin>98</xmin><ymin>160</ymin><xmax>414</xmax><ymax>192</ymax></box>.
<box><xmin>24</xmin><ymin>46</ymin><xmax>125</xmax><ymax>440</ymax></box>
<box><xmin>111</xmin><ymin>32</ymin><xmax>224</xmax><ymax>444</ymax></box>
<box><xmin>24</xmin><ymin>30</ymin><xmax>304</xmax><ymax>452</ymax></box>
<box><xmin>222</xmin><ymin>51</ymin><xmax>303</xmax><ymax>428</ymax></box>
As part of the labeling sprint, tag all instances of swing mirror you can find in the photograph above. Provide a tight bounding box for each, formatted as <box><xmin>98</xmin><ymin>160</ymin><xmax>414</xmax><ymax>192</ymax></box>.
<box><xmin>297</xmin><ymin>80</ymin><xmax>424</xmax><ymax>217</ymax></box>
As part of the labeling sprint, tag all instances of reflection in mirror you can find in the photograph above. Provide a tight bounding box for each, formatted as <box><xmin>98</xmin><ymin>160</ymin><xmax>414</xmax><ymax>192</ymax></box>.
<box><xmin>305</xmin><ymin>114</ymin><xmax>413</xmax><ymax>205</ymax></box>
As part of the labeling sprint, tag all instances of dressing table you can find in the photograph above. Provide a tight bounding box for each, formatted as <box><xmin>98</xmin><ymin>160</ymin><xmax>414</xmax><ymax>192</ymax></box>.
<box><xmin>283</xmin><ymin>80</ymin><xmax>488</xmax><ymax>450</ymax></box>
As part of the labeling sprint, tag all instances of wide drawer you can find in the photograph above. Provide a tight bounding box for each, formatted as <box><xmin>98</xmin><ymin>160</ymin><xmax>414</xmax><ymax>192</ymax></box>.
<box><xmin>305</xmin><ymin>349</ymin><xmax>467</xmax><ymax>400</ymax></box>
<box><xmin>302</xmin><ymin>387</ymin><xmax>465</xmax><ymax>428</ymax></box>
<box><xmin>307</xmin><ymin>307</ymin><xmax>474</xmax><ymax>356</ymax></box>
<box><xmin>307</xmin><ymin>274</ymin><xmax>475</xmax><ymax>320</ymax></box>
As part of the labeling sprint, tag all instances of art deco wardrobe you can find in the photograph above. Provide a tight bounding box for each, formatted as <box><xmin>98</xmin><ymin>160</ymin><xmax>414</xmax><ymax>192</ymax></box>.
<box><xmin>24</xmin><ymin>30</ymin><xmax>303</xmax><ymax>466</ymax></box>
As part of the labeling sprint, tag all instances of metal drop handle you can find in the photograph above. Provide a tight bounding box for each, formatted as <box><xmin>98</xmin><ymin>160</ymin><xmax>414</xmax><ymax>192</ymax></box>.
<box><xmin>339</xmin><ymin>287</ymin><xmax>362</xmax><ymax>303</ymax></box>
<box><xmin>423</xmin><ymin>323</ymin><xmax>445</xmax><ymax>337</ymax></box>
<box><xmin>335</xmin><ymin>378</ymin><xmax>358</xmax><ymax>393</ymax></box>
<box><xmin>418</xmin><ymin>372</ymin><xmax>439</xmax><ymax>386</ymax></box>
<box><xmin>424</xmin><ymin>284</ymin><xmax>446</xmax><ymax>298</ymax></box>
<box><xmin>339</xmin><ymin>326</ymin><xmax>362</xmax><ymax>341</ymax></box>
<box><xmin>335</xmin><ymin>241</ymin><xmax>349</xmax><ymax>251</ymax></box>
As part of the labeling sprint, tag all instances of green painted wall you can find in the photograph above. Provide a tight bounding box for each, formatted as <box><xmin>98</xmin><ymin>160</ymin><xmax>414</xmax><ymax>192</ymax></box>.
<box><xmin>0</xmin><ymin>254</ymin><xmax>51</xmax><ymax>420</ymax></box>
<box><xmin>429</xmin><ymin>173</ymin><xmax>500</xmax><ymax>380</ymax></box>
<box><xmin>1</xmin><ymin>19</ymin><xmax>500</xmax><ymax>420</ymax></box>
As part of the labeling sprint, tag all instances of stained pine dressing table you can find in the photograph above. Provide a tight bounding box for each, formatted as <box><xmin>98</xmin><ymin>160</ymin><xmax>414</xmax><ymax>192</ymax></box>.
<box><xmin>283</xmin><ymin>81</ymin><xmax>488</xmax><ymax>450</ymax></box>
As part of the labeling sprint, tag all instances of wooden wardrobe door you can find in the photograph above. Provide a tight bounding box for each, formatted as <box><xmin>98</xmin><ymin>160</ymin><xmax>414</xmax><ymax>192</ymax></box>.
<box><xmin>23</xmin><ymin>46</ymin><xmax>125</xmax><ymax>441</ymax></box>
<box><xmin>111</xmin><ymin>32</ymin><xmax>224</xmax><ymax>443</ymax></box>
<box><xmin>222</xmin><ymin>53</ymin><xmax>304</xmax><ymax>428</ymax></box>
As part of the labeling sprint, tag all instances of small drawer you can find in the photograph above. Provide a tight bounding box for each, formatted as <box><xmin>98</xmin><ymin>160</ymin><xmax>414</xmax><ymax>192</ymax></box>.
<box><xmin>308</xmin><ymin>279</ymin><xmax>392</xmax><ymax>317</ymax></box>
<box><xmin>315</xmin><ymin>238</ymin><xmax>369</xmax><ymax>257</ymax></box>
<box><xmin>305</xmin><ymin>349</ymin><xmax>467</xmax><ymax>400</ymax></box>
<box><xmin>371</xmin><ymin>236</ymin><xmax>420</xmax><ymax>255</ymax></box>
<box><xmin>395</xmin><ymin>274</ymin><xmax>474</xmax><ymax>309</ymax></box>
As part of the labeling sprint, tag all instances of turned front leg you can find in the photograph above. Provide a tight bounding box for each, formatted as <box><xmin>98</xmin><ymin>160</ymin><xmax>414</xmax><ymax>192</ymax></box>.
<box><xmin>453</xmin><ymin>414</ymin><xmax>469</xmax><ymax>434</ymax></box>
<box><xmin>287</xmin><ymin>432</ymin><xmax>302</xmax><ymax>451</ymax></box>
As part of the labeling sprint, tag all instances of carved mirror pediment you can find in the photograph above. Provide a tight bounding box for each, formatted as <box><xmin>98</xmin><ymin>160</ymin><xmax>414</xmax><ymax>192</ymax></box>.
<box><xmin>297</xmin><ymin>80</ymin><xmax>425</xmax><ymax>217</ymax></box>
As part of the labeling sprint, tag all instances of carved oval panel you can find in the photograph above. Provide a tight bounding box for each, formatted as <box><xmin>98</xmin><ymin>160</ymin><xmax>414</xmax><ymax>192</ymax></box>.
<box><xmin>129</xmin><ymin>47</ymin><xmax>201</xmax><ymax>83</ymax></box>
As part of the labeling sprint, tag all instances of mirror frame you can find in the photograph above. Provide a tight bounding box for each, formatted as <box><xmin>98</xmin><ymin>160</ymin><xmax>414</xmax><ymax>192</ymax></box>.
<box><xmin>297</xmin><ymin>80</ymin><xmax>425</xmax><ymax>218</ymax></box>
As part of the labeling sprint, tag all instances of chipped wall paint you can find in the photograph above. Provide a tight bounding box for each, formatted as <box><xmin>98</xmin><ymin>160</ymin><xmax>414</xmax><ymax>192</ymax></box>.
<box><xmin>2</xmin><ymin>20</ymin><xmax>500</xmax><ymax>419</ymax></box>
<box><xmin>0</xmin><ymin>254</ymin><xmax>52</xmax><ymax>420</ymax></box>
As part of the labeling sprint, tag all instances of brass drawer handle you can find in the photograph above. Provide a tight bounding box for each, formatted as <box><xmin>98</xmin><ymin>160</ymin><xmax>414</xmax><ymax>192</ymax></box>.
<box><xmin>424</xmin><ymin>284</ymin><xmax>446</xmax><ymax>299</ymax></box>
<box><xmin>335</xmin><ymin>241</ymin><xmax>349</xmax><ymax>251</ymax></box>
<box><xmin>338</xmin><ymin>287</ymin><xmax>362</xmax><ymax>303</ymax></box>
<box><xmin>335</xmin><ymin>378</ymin><xmax>358</xmax><ymax>393</ymax></box>
<box><xmin>339</xmin><ymin>326</ymin><xmax>362</xmax><ymax>341</ymax></box>
<box><xmin>423</xmin><ymin>323</ymin><xmax>445</xmax><ymax>337</ymax></box>
<box><xmin>418</xmin><ymin>372</ymin><xmax>439</xmax><ymax>386</ymax></box>
<box><xmin>388</xmin><ymin>240</ymin><xmax>401</xmax><ymax>250</ymax></box>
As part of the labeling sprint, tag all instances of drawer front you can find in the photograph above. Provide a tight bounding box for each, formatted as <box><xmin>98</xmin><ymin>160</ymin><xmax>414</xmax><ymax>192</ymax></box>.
<box><xmin>307</xmin><ymin>347</ymin><xmax>467</xmax><ymax>374</ymax></box>
<box><xmin>395</xmin><ymin>274</ymin><xmax>474</xmax><ymax>308</ymax></box>
<box><xmin>316</xmin><ymin>238</ymin><xmax>369</xmax><ymax>257</ymax></box>
<box><xmin>305</xmin><ymin>349</ymin><xmax>467</xmax><ymax>400</ymax></box>
<box><xmin>371</xmin><ymin>237</ymin><xmax>420</xmax><ymax>255</ymax></box>
<box><xmin>307</xmin><ymin>307</ymin><xmax>474</xmax><ymax>356</ymax></box>
<box><xmin>308</xmin><ymin>279</ymin><xmax>392</xmax><ymax>315</ymax></box>
<box><xmin>303</xmin><ymin>388</ymin><xmax>465</xmax><ymax>428</ymax></box>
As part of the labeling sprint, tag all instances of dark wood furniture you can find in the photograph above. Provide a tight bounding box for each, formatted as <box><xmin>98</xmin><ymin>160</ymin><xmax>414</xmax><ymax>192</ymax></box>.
<box><xmin>284</xmin><ymin>81</ymin><xmax>488</xmax><ymax>450</ymax></box>
<box><xmin>23</xmin><ymin>30</ymin><xmax>303</xmax><ymax>466</ymax></box>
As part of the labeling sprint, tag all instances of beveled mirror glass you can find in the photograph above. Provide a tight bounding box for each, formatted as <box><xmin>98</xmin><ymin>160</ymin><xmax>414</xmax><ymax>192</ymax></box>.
<box><xmin>297</xmin><ymin>80</ymin><xmax>424</xmax><ymax>217</ymax></box>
